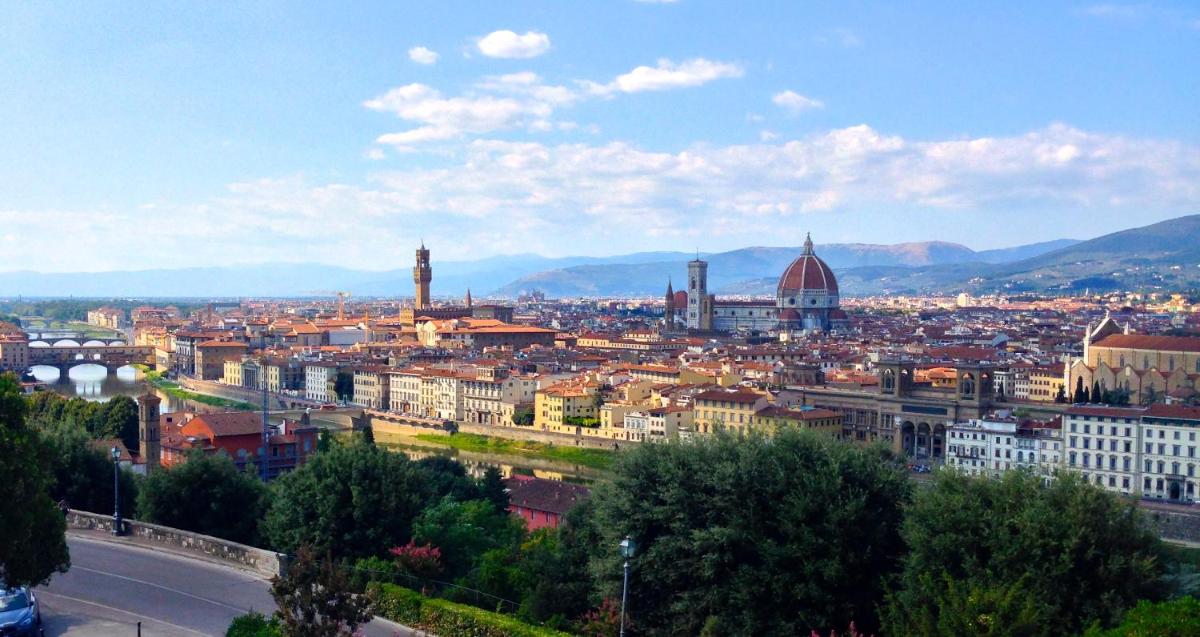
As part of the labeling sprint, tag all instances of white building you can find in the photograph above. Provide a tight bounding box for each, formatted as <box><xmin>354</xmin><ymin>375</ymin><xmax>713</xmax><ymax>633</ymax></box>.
<box><xmin>1064</xmin><ymin>404</ymin><xmax>1199</xmax><ymax>503</ymax></box>
<box><xmin>304</xmin><ymin>363</ymin><xmax>338</xmax><ymax>403</ymax></box>
<box><xmin>946</xmin><ymin>418</ymin><xmax>1019</xmax><ymax>477</ymax></box>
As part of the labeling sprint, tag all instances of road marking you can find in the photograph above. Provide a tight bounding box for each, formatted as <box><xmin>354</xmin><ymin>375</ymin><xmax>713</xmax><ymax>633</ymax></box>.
<box><xmin>71</xmin><ymin>566</ymin><xmax>248</xmax><ymax>613</ymax></box>
<box><xmin>69</xmin><ymin>534</ymin><xmax>267</xmax><ymax>582</ymax></box>
<box><xmin>37</xmin><ymin>590</ymin><xmax>212</xmax><ymax>636</ymax></box>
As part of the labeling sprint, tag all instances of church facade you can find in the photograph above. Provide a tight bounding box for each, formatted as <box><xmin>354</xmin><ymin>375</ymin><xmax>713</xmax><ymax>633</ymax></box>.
<box><xmin>670</xmin><ymin>234</ymin><xmax>848</xmax><ymax>334</ymax></box>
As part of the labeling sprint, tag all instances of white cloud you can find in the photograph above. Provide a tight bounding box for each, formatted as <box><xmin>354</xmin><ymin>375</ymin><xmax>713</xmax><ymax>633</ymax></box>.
<box><xmin>364</xmin><ymin>147</ymin><xmax>386</xmax><ymax>160</ymax></box>
<box><xmin>364</xmin><ymin>82</ymin><xmax>561</xmax><ymax>146</ymax></box>
<box><xmin>773</xmin><ymin>90</ymin><xmax>825</xmax><ymax>113</ymax></box>
<box><xmin>408</xmin><ymin>46</ymin><xmax>438</xmax><ymax>65</ymax></box>
<box><xmin>477</xmin><ymin>30</ymin><xmax>551</xmax><ymax>59</ymax></box>
<box><xmin>590</xmin><ymin>58</ymin><xmax>744</xmax><ymax>95</ymax></box>
<box><xmin>6</xmin><ymin>124</ymin><xmax>1198</xmax><ymax>271</ymax></box>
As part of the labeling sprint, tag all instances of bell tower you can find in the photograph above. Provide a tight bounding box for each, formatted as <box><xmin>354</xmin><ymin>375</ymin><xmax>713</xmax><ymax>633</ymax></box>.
<box><xmin>137</xmin><ymin>392</ymin><xmax>162</xmax><ymax>474</ymax></box>
<box><xmin>413</xmin><ymin>243</ymin><xmax>432</xmax><ymax>309</ymax></box>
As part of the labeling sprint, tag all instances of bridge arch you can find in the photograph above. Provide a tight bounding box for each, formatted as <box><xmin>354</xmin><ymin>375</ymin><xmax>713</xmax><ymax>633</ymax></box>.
<box><xmin>53</xmin><ymin>339</ymin><xmax>82</xmax><ymax>347</ymax></box>
<box><xmin>109</xmin><ymin>340</ymin><xmax>125</xmax><ymax>346</ymax></box>
<box><xmin>29</xmin><ymin>341</ymin><xmax>50</xmax><ymax>348</ymax></box>
<box><xmin>82</xmin><ymin>340</ymin><xmax>107</xmax><ymax>347</ymax></box>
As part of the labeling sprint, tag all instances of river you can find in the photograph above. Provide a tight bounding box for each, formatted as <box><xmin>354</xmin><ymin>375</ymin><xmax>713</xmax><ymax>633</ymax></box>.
<box><xmin>374</xmin><ymin>431</ymin><xmax>607</xmax><ymax>485</ymax></box>
<box><xmin>29</xmin><ymin>364</ymin><xmax>187</xmax><ymax>412</ymax></box>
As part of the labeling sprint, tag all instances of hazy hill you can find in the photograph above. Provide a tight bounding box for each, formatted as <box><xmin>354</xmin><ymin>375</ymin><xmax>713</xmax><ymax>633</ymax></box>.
<box><xmin>492</xmin><ymin>239</ymin><xmax>1078</xmax><ymax>298</ymax></box>
<box><xmin>822</xmin><ymin>214</ymin><xmax>1200</xmax><ymax>296</ymax></box>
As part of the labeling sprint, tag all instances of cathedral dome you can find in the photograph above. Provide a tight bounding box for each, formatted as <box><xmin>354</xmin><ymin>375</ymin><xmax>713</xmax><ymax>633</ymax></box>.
<box><xmin>777</xmin><ymin>233</ymin><xmax>838</xmax><ymax>298</ymax></box>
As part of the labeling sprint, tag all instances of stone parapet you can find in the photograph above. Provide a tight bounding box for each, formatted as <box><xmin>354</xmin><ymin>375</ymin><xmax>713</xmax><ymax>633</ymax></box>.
<box><xmin>66</xmin><ymin>510</ymin><xmax>288</xmax><ymax>578</ymax></box>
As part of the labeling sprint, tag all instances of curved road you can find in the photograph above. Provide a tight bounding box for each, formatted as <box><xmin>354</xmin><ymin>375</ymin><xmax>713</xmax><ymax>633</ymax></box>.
<box><xmin>37</xmin><ymin>535</ymin><xmax>415</xmax><ymax>637</ymax></box>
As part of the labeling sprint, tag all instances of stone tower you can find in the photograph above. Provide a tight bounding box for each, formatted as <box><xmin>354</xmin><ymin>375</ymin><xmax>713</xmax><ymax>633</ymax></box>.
<box><xmin>664</xmin><ymin>279</ymin><xmax>675</xmax><ymax>327</ymax></box>
<box><xmin>137</xmin><ymin>392</ymin><xmax>162</xmax><ymax>474</ymax></box>
<box><xmin>413</xmin><ymin>243</ymin><xmax>432</xmax><ymax>309</ymax></box>
<box><xmin>687</xmin><ymin>258</ymin><xmax>712</xmax><ymax>331</ymax></box>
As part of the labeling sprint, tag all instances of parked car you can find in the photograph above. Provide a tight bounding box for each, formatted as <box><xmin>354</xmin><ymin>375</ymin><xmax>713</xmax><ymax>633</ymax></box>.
<box><xmin>0</xmin><ymin>586</ymin><xmax>42</xmax><ymax>636</ymax></box>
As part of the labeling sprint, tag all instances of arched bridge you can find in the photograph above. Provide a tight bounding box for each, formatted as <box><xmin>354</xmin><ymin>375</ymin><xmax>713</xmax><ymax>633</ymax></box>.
<box><xmin>27</xmin><ymin>336</ymin><xmax>128</xmax><ymax>347</ymax></box>
<box><xmin>28</xmin><ymin>343</ymin><xmax>154</xmax><ymax>371</ymax></box>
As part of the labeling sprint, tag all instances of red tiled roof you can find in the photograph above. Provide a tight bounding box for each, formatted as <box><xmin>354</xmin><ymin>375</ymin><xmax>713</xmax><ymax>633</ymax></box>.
<box><xmin>1093</xmin><ymin>334</ymin><xmax>1200</xmax><ymax>353</ymax></box>
<box><xmin>777</xmin><ymin>244</ymin><xmax>838</xmax><ymax>295</ymax></box>
<box><xmin>505</xmin><ymin>477</ymin><xmax>590</xmax><ymax>516</ymax></box>
<box><xmin>183</xmin><ymin>412</ymin><xmax>265</xmax><ymax>437</ymax></box>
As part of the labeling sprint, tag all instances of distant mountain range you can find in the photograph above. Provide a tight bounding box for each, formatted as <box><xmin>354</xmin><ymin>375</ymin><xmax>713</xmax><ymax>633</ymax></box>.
<box><xmin>3</xmin><ymin>214</ymin><xmax>1199</xmax><ymax>298</ymax></box>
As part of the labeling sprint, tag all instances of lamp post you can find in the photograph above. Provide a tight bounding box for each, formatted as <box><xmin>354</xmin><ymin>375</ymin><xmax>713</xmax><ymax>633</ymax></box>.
<box><xmin>110</xmin><ymin>446</ymin><xmax>123</xmax><ymax>536</ymax></box>
<box><xmin>619</xmin><ymin>535</ymin><xmax>636</xmax><ymax>637</ymax></box>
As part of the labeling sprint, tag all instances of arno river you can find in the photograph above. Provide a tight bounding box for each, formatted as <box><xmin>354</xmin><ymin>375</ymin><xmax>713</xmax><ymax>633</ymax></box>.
<box><xmin>29</xmin><ymin>363</ymin><xmax>186</xmax><ymax>412</ymax></box>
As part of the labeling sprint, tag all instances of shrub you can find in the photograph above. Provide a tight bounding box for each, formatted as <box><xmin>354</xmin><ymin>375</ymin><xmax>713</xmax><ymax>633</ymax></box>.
<box><xmin>226</xmin><ymin>611</ymin><xmax>281</xmax><ymax>637</ymax></box>
<box><xmin>369</xmin><ymin>583</ymin><xmax>572</xmax><ymax>637</ymax></box>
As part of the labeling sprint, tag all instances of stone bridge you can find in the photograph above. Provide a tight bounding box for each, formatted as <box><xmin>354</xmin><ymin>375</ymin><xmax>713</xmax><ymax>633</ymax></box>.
<box><xmin>28</xmin><ymin>343</ymin><xmax>154</xmax><ymax>371</ymax></box>
<box><xmin>27</xmin><ymin>335</ymin><xmax>128</xmax><ymax>347</ymax></box>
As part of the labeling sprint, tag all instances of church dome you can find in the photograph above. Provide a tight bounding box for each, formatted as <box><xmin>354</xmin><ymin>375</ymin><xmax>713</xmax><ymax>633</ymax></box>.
<box><xmin>777</xmin><ymin>233</ymin><xmax>838</xmax><ymax>297</ymax></box>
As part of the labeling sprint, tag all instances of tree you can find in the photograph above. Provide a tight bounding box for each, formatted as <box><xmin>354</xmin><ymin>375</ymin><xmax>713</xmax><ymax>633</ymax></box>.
<box><xmin>43</xmin><ymin>426</ymin><xmax>137</xmax><ymax>518</ymax></box>
<box><xmin>511</xmin><ymin>505</ymin><xmax>597</xmax><ymax>626</ymax></box>
<box><xmin>1093</xmin><ymin>380</ymin><xmax>1104</xmax><ymax>404</ymax></box>
<box><xmin>412</xmin><ymin>498</ymin><xmax>526</xmax><ymax>581</ymax></box>
<box><xmin>884</xmin><ymin>471</ymin><xmax>1166</xmax><ymax>636</ymax></box>
<box><xmin>415</xmin><ymin>455</ymin><xmax>481</xmax><ymax>503</ymax></box>
<box><xmin>262</xmin><ymin>441</ymin><xmax>438</xmax><ymax>561</ymax></box>
<box><xmin>0</xmin><ymin>373</ymin><xmax>70</xmax><ymax>586</ymax></box>
<box><xmin>360</xmin><ymin>424</ymin><xmax>374</xmax><ymax>447</ymax></box>
<box><xmin>137</xmin><ymin>450</ymin><xmax>268</xmax><ymax>545</ymax></box>
<box><xmin>588</xmin><ymin>429</ymin><xmax>911</xmax><ymax>635</ymax></box>
<box><xmin>271</xmin><ymin>545</ymin><xmax>372</xmax><ymax>637</ymax></box>
<box><xmin>478</xmin><ymin>466</ymin><xmax>509</xmax><ymax>514</ymax></box>
<box><xmin>226</xmin><ymin>611</ymin><xmax>282</xmax><ymax>637</ymax></box>
<box><xmin>512</xmin><ymin>407</ymin><xmax>535</xmax><ymax>426</ymax></box>
<box><xmin>1083</xmin><ymin>596</ymin><xmax>1200</xmax><ymax>637</ymax></box>
<box><xmin>1054</xmin><ymin>385</ymin><xmax>1066</xmax><ymax>403</ymax></box>
<box><xmin>99</xmin><ymin>395</ymin><xmax>140</xmax><ymax>451</ymax></box>
<box><xmin>1081</xmin><ymin>385</ymin><xmax>1091</xmax><ymax>403</ymax></box>
<box><xmin>1076</xmin><ymin>376</ymin><xmax>1086</xmax><ymax>403</ymax></box>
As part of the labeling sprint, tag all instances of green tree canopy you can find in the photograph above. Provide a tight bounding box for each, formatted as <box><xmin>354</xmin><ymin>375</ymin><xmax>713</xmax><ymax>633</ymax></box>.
<box><xmin>262</xmin><ymin>441</ymin><xmax>439</xmax><ymax>560</ymax></box>
<box><xmin>412</xmin><ymin>498</ymin><xmax>526</xmax><ymax>581</ymax></box>
<box><xmin>0</xmin><ymin>373</ymin><xmax>70</xmax><ymax>586</ymax></box>
<box><xmin>137</xmin><ymin>450</ymin><xmax>268</xmax><ymax>546</ymax></box>
<box><xmin>43</xmin><ymin>425</ymin><xmax>138</xmax><ymax>517</ymax></box>
<box><xmin>884</xmin><ymin>470</ymin><xmax>1166</xmax><ymax>636</ymax></box>
<box><xmin>588</xmin><ymin>428</ymin><xmax>911</xmax><ymax>635</ymax></box>
<box><xmin>1083</xmin><ymin>596</ymin><xmax>1200</xmax><ymax>637</ymax></box>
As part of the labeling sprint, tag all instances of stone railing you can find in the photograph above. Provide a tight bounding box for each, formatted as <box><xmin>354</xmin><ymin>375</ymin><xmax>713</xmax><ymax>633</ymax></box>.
<box><xmin>67</xmin><ymin>510</ymin><xmax>289</xmax><ymax>578</ymax></box>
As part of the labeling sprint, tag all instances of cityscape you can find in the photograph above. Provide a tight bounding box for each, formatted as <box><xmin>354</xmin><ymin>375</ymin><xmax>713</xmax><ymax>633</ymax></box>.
<box><xmin>2</xmin><ymin>3</ymin><xmax>1199</xmax><ymax>637</ymax></box>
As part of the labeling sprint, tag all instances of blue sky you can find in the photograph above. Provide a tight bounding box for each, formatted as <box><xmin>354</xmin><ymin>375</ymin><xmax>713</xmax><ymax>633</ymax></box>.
<box><xmin>1</xmin><ymin>1</ymin><xmax>1198</xmax><ymax>272</ymax></box>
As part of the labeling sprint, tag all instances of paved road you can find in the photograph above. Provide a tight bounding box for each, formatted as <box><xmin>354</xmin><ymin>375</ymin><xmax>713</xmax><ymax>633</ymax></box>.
<box><xmin>37</xmin><ymin>535</ymin><xmax>414</xmax><ymax>637</ymax></box>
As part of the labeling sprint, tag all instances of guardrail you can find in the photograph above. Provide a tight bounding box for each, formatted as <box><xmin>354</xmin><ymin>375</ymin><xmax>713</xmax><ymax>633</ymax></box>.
<box><xmin>67</xmin><ymin>510</ymin><xmax>289</xmax><ymax>578</ymax></box>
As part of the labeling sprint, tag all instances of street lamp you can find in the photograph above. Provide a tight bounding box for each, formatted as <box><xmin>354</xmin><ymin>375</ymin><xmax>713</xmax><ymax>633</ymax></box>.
<box><xmin>619</xmin><ymin>536</ymin><xmax>636</xmax><ymax>637</ymax></box>
<box><xmin>110</xmin><ymin>446</ymin><xmax>123</xmax><ymax>536</ymax></box>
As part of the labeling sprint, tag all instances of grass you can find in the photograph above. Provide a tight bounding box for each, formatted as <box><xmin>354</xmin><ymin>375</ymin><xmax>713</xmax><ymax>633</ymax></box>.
<box><xmin>134</xmin><ymin>365</ymin><xmax>256</xmax><ymax>411</ymax></box>
<box><xmin>414</xmin><ymin>432</ymin><xmax>615</xmax><ymax>470</ymax></box>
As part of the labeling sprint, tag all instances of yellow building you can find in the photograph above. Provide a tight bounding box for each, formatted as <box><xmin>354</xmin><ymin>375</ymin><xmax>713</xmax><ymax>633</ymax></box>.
<box><xmin>1027</xmin><ymin>364</ymin><xmax>1065</xmax><ymax>402</ymax></box>
<box><xmin>535</xmin><ymin>382</ymin><xmax>600</xmax><ymax>434</ymax></box>
<box><xmin>692</xmin><ymin>387</ymin><xmax>770</xmax><ymax>434</ymax></box>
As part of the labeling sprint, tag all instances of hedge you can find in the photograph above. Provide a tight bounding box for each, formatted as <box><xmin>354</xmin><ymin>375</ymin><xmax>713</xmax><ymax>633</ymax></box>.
<box><xmin>368</xmin><ymin>582</ymin><xmax>573</xmax><ymax>637</ymax></box>
<box><xmin>226</xmin><ymin>612</ymin><xmax>282</xmax><ymax>637</ymax></box>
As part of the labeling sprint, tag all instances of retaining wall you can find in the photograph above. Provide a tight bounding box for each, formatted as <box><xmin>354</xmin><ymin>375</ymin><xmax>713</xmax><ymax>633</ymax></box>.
<box><xmin>67</xmin><ymin>510</ymin><xmax>288</xmax><ymax>578</ymax></box>
<box><xmin>1142</xmin><ymin>508</ymin><xmax>1200</xmax><ymax>544</ymax></box>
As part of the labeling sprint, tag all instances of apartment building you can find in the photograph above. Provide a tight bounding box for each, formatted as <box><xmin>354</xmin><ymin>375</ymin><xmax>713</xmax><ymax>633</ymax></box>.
<box><xmin>1064</xmin><ymin>404</ymin><xmax>1198</xmax><ymax>502</ymax></box>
